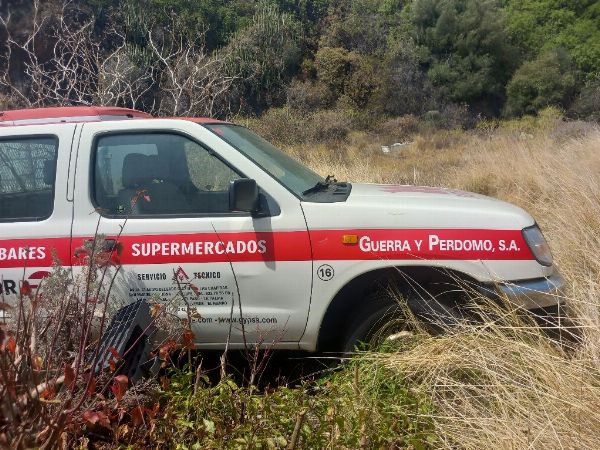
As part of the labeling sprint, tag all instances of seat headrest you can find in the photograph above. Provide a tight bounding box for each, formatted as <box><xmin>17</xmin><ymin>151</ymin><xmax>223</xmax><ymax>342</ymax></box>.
<box><xmin>146</xmin><ymin>155</ymin><xmax>169</xmax><ymax>181</ymax></box>
<box><xmin>122</xmin><ymin>153</ymin><xmax>150</xmax><ymax>188</ymax></box>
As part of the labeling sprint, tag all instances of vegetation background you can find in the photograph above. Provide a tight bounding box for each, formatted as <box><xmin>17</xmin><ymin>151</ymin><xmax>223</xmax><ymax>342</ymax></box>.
<box><xmin>1</xmin><ymin>0</ymin><xmax>599</xmax><ymax>123</ymax></box>
<box><xmin>2</xmin><ymin>1</ymin><xmax>600</xmax><ymax>449</ymax></box>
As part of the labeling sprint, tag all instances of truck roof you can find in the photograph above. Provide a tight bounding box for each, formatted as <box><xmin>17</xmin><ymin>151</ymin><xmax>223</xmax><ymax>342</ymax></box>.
<box><xmin>0</xmin><ymin>106</ymin><xmax>226</xmax><ymax>126</ymax></box>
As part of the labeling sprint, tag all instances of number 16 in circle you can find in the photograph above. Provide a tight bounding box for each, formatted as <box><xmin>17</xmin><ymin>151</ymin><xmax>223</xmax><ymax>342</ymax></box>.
<box><xmin>317</xmin><ymin>264</ymin><xmax>334</xmax><ymax>281</ymax></box>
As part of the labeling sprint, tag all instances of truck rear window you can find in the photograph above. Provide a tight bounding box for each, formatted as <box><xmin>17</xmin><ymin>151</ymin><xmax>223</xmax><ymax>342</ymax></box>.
<box><xmin>0</xmin><ymin>136</ymin><xmax>58</xmax><ymax>221</ymax></box>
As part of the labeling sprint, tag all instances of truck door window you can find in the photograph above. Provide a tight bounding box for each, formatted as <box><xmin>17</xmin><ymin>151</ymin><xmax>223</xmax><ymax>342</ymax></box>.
<box><xmin>0</xmin><ymin>136</ymin><xmax>58</xmax><ymax>222</ymax></box>
<box><xmin>93</xmin><ymin>133</ymin><xmax>243</xmax><ymax>216</ymax></box>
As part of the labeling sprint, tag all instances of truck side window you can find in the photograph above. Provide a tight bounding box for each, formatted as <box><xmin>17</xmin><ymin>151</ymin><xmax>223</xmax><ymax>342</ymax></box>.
<box><xmin>0</xmin><ymin>136</ymin><xmax>58</xmax><ymax>222</ymax></box>
<box><xmin>93</xmin><ymin>133</ymin><xmax>243</xmax><ymax>216</ymax></box>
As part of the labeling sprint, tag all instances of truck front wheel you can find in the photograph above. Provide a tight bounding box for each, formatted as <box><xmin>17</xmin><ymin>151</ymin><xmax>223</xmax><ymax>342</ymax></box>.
<box><xmin>342</xmin><ymin>287</ymin><xmax>410</xmax><ymax>353</ymax></box>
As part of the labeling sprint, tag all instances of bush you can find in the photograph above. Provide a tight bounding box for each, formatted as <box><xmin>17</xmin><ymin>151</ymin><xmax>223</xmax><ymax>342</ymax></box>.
<box><xmin>223</xmin><ymin>2</ymin><xmax>303</xmax><ymax>112</ymax></box>
<box><xmin>318</xmin><ymin>1</ymin><xmax>400</xmax><ymax>56</ymax></box>
<box><xmin>423</xmin><ymin>103</ymin><xmax>471</xmax><ymax>130</ymax></box>
<box><xmin>343</xmin><ymin>53</ymin><xmax>379</xmax><ymax>109</ymax></box>
<box><xmin>570</xmin><ymin>75</ymin><xmax>600</xmax><ymax>122</ymax></box>
<box><xmin>504</xmin><ymin>49</ymin><xmax>578</xmax><ymax>117</ymax></box>
<box><xmin>308</xmin><ymin>108</ymin><xmax>354</xmax><ymax>141</ymax></box>
<box><xmin>286</xmin><ymin>79</ymin><xmax>334</xmax><ymax>113</ymax></box>
<box><xmin>314</xmin><ymin>47</ymin><xmax>352</xmax><ymax>97</ymax></box>
<box><xmin>499</xmin><ymin>106</ymin><xmax>563</xmax><ymax>133</ymax></box>
<box><xmin>244</xmin><ymin>107</ymin><xmax>307</xmax><ymax>146</ymax></box>
<box><xmin>377</xmin><ymin>115</ymin><xmax>423</xmax><ymax>141</ymax></box>
<box><xmin>408</xmin><ymin>0</ymin><xmax>518</xmax><ymax>109</ymax></box>
<box><xmin>247</xmin><ymin>106</ymin><xmax>354</xmax><ymax>146</ymax></box>
<box><xmin>0</xmin><ymin>234</ymin><xmax>190</xmax><ymax>448</ymax></box>
<box><xmin>377</xmin><ymin>38</ymin><xmax>436</xmax><ymax>116</ymax></box>
<box><xmin>504</xmin><ymin>0</ymin><xmax>600</xmax><ymax>75</ymax></box>
<box><xmin>153</xmin><ymin>359</ymin><xmax>438</xmax><ymax>449</ymax></box>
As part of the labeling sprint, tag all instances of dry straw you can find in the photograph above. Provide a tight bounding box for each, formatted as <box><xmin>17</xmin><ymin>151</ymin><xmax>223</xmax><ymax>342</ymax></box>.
<box><xmin>291</xmin><ymin>119</ymin><xmax>600</xmax><ymax>449</ymax></box>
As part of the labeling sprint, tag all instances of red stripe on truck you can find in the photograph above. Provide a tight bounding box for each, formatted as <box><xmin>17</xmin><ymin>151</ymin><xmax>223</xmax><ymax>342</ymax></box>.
<box><xmin>87</xmin><ymin>231</ymin><xmax>312</xmax><ymax>265</ymax></box>
<box><xmin>0</xmin><ymin>229</ymin><xmax>533</xmax><ymax>269</ymax></box>
<box><xmin>310</xmin><ymin>229</ymin><xmax>533</xmax><ymax>261</ymax></box>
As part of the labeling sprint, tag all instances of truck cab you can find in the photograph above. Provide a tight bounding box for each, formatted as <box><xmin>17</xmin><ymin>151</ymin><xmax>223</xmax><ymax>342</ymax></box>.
<box><xmin>0</xmin><ymin>106</ymin><xmax>565</xmax><ymax>351</ymax></box>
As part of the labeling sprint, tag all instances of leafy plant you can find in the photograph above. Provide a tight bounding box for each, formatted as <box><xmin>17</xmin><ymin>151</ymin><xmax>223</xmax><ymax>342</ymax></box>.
<box><xmin>505</xmin><ymin>49</ymin><xmax>578</xmax><ymax>117</ymax></box>
<box><xmin>153</xmin><ymin>358</ymin><xmax>438</xmax><ymax>449</ymax></box>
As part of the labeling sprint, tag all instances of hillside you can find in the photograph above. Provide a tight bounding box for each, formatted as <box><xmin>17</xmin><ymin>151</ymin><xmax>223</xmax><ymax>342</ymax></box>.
<box><xmin>0</xmin><ymin>0</ymin><xmax>599</xmax><ymax>123</ymax></box>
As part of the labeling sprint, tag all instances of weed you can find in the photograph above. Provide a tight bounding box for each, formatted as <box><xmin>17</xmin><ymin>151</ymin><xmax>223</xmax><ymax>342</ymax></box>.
<box><xmin>153</xmin><ymin>358</ymin><xmax>437</xmax><ymax>449</ymax></box>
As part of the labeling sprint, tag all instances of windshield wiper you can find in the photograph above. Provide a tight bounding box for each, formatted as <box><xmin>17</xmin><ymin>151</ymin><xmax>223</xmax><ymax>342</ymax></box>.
<box><xmin>302</xmin><ymin>174</ymin><xmax>337</xmax><ymax>196</ymax></box>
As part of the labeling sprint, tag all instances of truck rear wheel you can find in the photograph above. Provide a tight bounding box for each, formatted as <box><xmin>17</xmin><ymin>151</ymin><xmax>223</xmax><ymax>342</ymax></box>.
<box><xmin>342</xmin><ymin>286</ymin><xmax>410</xmax><ymax>353</ymax></box>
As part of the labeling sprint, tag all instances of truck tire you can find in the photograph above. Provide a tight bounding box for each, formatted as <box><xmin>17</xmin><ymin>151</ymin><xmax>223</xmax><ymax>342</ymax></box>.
<box><xmin>342</xmin><ymin>286</ymin><xmax>409</xmax><ymax>353</ymax></box>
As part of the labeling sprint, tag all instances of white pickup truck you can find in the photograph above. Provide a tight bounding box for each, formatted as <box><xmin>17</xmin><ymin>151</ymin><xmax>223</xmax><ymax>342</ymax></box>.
<box><xmin>0</xmin><ymin>106</ymin><xmax>565</xmax><ymax>351</ymax></box>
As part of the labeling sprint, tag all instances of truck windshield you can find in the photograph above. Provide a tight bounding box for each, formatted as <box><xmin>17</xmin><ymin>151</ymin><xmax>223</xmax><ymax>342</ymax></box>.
<box><xmin>204</xmin><ymin>124</ymin><xmax>324</xmax><ymax>198</ymax></box>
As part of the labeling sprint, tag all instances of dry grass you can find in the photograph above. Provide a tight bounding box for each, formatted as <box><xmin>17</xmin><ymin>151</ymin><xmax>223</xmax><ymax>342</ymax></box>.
<box><xmin>381</xmin><ymin>323</ymin><xmax>600</xmax><ymax>449</ymax></box>
<box><xmin>273</xmin><ymin>117</ymin><xmax>600</xmax><ymax>449</ymax></box>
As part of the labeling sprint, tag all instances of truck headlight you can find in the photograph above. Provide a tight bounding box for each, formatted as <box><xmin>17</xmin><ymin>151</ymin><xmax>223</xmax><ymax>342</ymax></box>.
<box><xmin>522</xmin><ymin>225</ymin><xmax>553</xmax><ymax>266</ymax></box>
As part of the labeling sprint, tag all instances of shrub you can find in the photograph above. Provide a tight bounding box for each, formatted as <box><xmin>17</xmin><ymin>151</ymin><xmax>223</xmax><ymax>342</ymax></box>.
<box><xmin>377</xmin><ymin>115</ymin><xmax>423</xmax><ymax>141</ymax></box>
<box><xmin>153</xmin><ymin>359</ymin><xmax>438</xmax><ymax>449</ymax></box>
<box><xmin>286</xmin><ymin>79</ymin><xmax>334</xmax><ymax>113</ymax></box>
<box><xmin>504</xmin><ymin>0</ymin><xmax>600</xmax><ymax>75</ymax></box>
<box><xmin>318</xmin><ymin>1</ymin><xmax>399</xmax><ymax>56</ymax></box>
<box><xmin>344</xmin><ymin>54</ymin><xmax>379</xmax><ymax>109</ymax></box>
<box><xmin>504</xmin><ymin>49</ymin><xmax>578</xmax><ymax>117</ymax></box>
<box><xmin>243</xmin><ymin>107</ymin><xmax>307</xmax><ymax>146</ymax></box>
<box><xmin>377</xmin><ymin>37</ymin><xmax>436</xmax><ymax>116</ymax></box>
<box><xmin>500</xmin><ymin>105</ymin><xmax>564</xmax><ymax>133</ymax></box>
<box><xmin>423</xmin><ymin>103</ymin><xmax>471</xmax><ymax>130</ymax></box>
<box><xmin>570</xmin><ymin>75</ymin><xmax>600</xmax><ymax>122</ymax></box>
<box><xmin>0</xmin><ymin>228</ymin><xmax>192</xmax><ymax>447</ymax></box>
<box><xmin>223</xmin><ymin>2</ymin><xmax>303</xmax><ymax>112</ymax></box>
<box><xmin>314</xmin><ymin>46</ymin><xmax>352</xmax><ymax>97</ymax></box>
<box><xmin>247</xmin><ymin>106</ymin><xmax>355</xmax><ymax>146</ymax></box>
<box><xmin>408</xmin><ymin>0</ymin><xmax>518</xmax><ymax>109</ymax></box>
<box><xmin>308</xmin><ymin>108</ymin><xmax>354</xmax><ymax>141</ymax></box>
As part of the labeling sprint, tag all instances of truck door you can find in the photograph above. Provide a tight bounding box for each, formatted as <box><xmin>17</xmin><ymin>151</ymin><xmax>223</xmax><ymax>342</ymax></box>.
<box><xmin>71</xmin><ymin>120</ymin><xmax>312</xmax><ymax>347</ymax></box>
<box><xmin>0</xmin><ymin>125</ymin><xmax>77</xmax><ymax>320</ymax></box>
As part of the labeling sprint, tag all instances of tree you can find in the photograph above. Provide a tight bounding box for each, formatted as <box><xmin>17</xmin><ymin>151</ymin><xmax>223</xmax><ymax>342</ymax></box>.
<box><xmin>570</xmin><ymin>75</ymin><xmax>600</xmax><ymax>121</ymax></box>
<box><xmin>319</xmin><ymin>0</ymin><xmax>403</xmax><ymax>56</ymax></box>
<box><xmin>504</xmin><ymin>49</ymin><xmax>577</xmax><ymax>117</ymax></box>
<box><xmin>377</xmin><ymin>37</ymin><xmax>436</xmax><ymax>116</ymax></box>
<box><xmin>223</xmin><ymin>1</ymin><xmax>302</xmax><ymax>112</ymax></box>
<box><xmin>504</xmin><ymin>0</ymin><xmax>600</xmax><ymax>75</ymax></box>
<box><xmin>88</xmin><ymin>0</ymin><xmax>254</xmax><ymax>51</ymax></box>
<box><xmin>0</xmin><ymin>1</ymin><xmax>241</xmax><ymax>117</ymax></box>
<box><xmin>407</xmin><ymin>0</ymin><xmax>518</xmax><ymax>112</ymax></box>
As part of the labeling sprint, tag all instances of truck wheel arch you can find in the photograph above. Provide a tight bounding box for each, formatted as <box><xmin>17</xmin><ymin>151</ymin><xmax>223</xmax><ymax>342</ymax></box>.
<box><xmin>316</xmin><ymin>265</ymin><xmax>479</xmax><ymax>351</ymax></box>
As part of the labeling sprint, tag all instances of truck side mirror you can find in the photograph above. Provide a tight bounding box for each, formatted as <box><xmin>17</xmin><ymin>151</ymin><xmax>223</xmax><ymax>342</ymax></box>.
<box><xmin>229</xmin><ymin>178</ymin><xmax>259</xmax><ymax>213</ymax></box>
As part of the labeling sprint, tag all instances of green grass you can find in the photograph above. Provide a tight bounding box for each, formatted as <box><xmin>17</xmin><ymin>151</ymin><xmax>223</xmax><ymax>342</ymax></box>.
<box><xmin>150</xmin><ymin>357</ymin><xmax>437</xmax><ymax>449</ymax></box>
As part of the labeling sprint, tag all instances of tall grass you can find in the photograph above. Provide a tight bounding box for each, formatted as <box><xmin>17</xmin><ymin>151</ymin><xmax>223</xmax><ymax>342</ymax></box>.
<box><xmin>267</xmin><ymin>116</ymin><xmax>600</xmax><ymax>449</ymax></box>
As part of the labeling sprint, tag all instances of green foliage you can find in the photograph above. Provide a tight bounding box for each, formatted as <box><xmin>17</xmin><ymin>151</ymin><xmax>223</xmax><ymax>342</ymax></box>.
<box><xmin>505</xmin><ymin>49</ymin><xmax>577</xmax><ymax>117</ymax></box>
<box><xmin>319</xmin><ymin>0</ymin><xmax>404</xmax><ymax>55</ymax></box>
<box><xmin>408</xmin><ymin>0</ymin><xmax>518</xmax><ymax>108</ymax></box>
<box><xmin>90</xmin><ymin>0</ymin><xmax>254</xmax><ymax>51</ymax></box>
<box><xmin>6</xmin><ymin>0</ymin><xmax>600</xmax><ymax>119</ymax></box>
<box><xmin>344</xmin><ymin>55</ymin><xmax>379</xmax><ymax>108</ymax></box>
<box><xmin>497</xmin><ymin>106</ymin><xmax>564</xmax><ymax>133</ymax></box>
<box><xmin>286</xmin><ymin>79</ymin><xmax>334</xmax><ymax>112</ymax></box>
<box><xmin>378</xmin><ymin>36</ymin><xmax>436</xmax><ymax>116</ymax></box>
<box><xmin>570</xmin><ymin>75</ymin><xmax>600</xmax><ymax>121</ymax></box>
<box><xmin>224</xmin><ymin>1</ymin><xmax>302</xmax><ymax>112</ymax></box>
<box><xmin>154</xmin><ymin>359</ymin><xmax>437</xmax><ymax>449</ymax></box>
<box><xmin>315</xmin><ymin>47</ymin><xmax>353</xmax><ymax>97</ymax></box>
<box><xmin>314</xmin><ymin>47</ymin><xmax>381</xmax><ymax>109</ymax></box>
<box><xmin>504</xmin><ymin>0</ymin><xmax>600</xmax><ymax>75</ymax></box>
